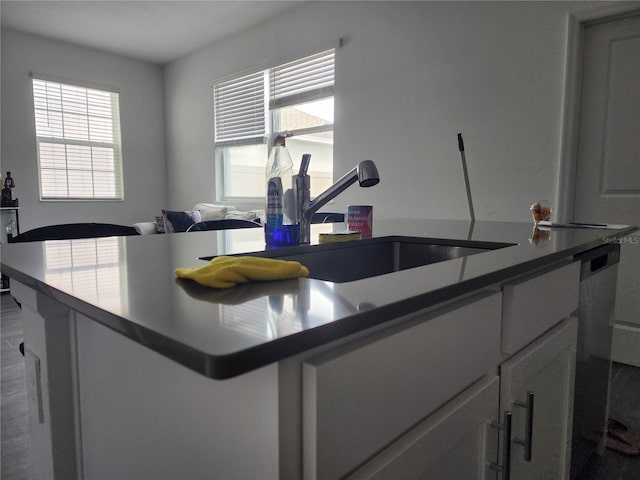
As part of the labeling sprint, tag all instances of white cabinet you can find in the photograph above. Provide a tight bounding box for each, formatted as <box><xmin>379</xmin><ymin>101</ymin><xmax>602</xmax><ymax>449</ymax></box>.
<box><xmin>499</xmin><ymin>317</ymin><xmax>577</xmax><ymax>480</ymax></box>
<box><xmin>502</xmin><ymin>262</ymin><xmax>580</xmax><ymax>355</ymax></box>
<box><xmin>347</xmin><ymin>375</ymin><xmax>500</xmax><ymax>480</ymax></box>
<box><xmin>498</xmin><ymin>261</ymin><xmax>579</xmax><ymax>480</ymax></box>
<box><xmin>307</xmin><ymin>262</ymin><xmax>580</xmax><ymax>480</ymax></box>
<box><xmin>302</xmin><ymin>292</ymin><xmax>503</xmax><ymax>480</ymax></box>
<box><xmin>344</xmin><ymin>319</ymin><xmax>578</xmax><ymax>480</ymax></box>
<box><xmin>13</xmin><ymin>280</ymin><xmax>281</xmax><ymax>480</ymax></box>
<box><xmin>11</xmin><ymin>281</ymin><xmax>78</xmax><ymax>480</ymax></box>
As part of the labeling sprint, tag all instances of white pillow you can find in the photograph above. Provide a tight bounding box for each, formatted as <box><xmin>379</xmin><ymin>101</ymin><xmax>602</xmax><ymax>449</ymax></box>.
<box><xmin>194</xmin><ymin>203</ymin><xmax>235</xmax><ymax>210</ymax></box>
<box><xmin>132</xmin><ymin>222</ymin><xmax>159</xmax><ymax>235</ymax></box>
<box><xmin>225</xmin><ymin>209</ymin><xmax>264</xmax><ymax>222</ymax></box>
<box><xmin>194</xmin><ymin>203</ymin><xmax>232</xmax><ymax>221</ymax></box>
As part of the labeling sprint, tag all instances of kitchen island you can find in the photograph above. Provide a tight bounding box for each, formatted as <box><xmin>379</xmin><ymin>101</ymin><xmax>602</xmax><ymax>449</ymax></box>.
<box><xmin>2</xmin><ymin>219</ymin><xmax>635</xmax><ymax>479</ymax></box>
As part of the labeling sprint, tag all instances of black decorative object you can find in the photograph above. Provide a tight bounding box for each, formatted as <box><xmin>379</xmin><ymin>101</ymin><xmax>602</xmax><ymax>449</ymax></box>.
<box><xmin>1</xmin><ymin>171</ymin><xmax>17</xmax><ymax>207</ymax></box>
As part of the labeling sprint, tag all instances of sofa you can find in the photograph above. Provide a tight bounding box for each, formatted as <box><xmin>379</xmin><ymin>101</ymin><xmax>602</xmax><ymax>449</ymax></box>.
<box><xmin>132</xmin><ymin>204</ymin><xmax>265</xmax><ymax>235</ymax></box>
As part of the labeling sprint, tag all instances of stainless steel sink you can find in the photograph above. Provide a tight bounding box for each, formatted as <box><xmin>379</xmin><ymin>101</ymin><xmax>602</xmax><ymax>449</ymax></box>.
<box><xmin>202</xmin><ymin>236</ymin><xmax>514</xmax><ymax>283</ymax></box>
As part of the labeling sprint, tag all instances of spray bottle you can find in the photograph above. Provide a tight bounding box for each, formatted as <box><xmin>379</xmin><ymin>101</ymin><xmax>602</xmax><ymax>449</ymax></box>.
<box><xmin>265</xmin><ymin>135</ymin><xmax>299</xmax><ymax>246</ymax></box>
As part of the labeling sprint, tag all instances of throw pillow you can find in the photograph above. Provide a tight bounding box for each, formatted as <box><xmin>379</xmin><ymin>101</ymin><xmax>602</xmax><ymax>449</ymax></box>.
<box><xmin>162</xmin><ymin>209</ymin><xmax>202</xmax><ymax>233</ymax></box>
<box><xmin>225</xmin><ymin>209</ymin><xmax>263</xmax><ymax>222</ymax></box>
<box><xmin>155</xmin><ymin>215</ymin><xmax>165</xmax><ymax>233</ymax></box>
<box><xmin>194</xmin><ymin>203</ymin><xmax>230</xmax><ymax>221</ymax></box>
<box><xmin>132</xmin><ymin>222</ymin><xmax>159</xmax><ymax>235</ymax></box>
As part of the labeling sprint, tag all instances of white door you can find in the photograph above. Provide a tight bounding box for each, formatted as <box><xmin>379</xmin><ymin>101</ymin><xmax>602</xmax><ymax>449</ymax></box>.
<box><xmin>573</xmin><ymin>12</ymin><xmax>640</xmax><ymax>366</ymax></box>
<box><xmin>499</xmin><ymin>318</ymin><xmax>577</xmax><ymax>480</ymax></box>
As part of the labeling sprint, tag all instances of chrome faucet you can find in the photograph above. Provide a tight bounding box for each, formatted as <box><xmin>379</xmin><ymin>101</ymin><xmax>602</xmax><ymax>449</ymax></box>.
<box><xmin>295</xmin><ymin>155</ymin><xmax>380</xmax><ymax>244</ymax></box>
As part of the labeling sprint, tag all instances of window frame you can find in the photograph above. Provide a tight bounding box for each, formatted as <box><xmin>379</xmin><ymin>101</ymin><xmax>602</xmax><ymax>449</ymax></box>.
<box><xmin>32</xmin><ymin>76</ymin><xmax>125</xmax><ymax>201</ymax></box>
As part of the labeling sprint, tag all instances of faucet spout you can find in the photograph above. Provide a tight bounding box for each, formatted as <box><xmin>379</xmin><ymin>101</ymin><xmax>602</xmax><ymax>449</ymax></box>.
<box><xmin>297</xmin><ymin>159</ymin><xmax>379</xmax><ymax>244</ymax></box>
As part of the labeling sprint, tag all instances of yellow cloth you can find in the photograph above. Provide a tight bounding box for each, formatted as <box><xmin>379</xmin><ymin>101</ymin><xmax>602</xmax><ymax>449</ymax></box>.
<box><xmin>175</xmin><ymin>256</ymin><xmax>309</xmax><ymax>289</ymax></box>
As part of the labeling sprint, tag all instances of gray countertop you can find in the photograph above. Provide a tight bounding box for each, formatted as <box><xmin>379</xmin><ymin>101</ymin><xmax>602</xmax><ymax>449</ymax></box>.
<box><xmin>2</xmin><ymin>219</ymin><xmax>635</xmax><ymax>378</ymax></box>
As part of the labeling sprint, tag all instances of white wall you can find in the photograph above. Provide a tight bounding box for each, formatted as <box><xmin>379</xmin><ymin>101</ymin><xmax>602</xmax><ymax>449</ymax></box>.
<box><xmin>1</xmin><ymin>30</ymin><xmax>168</xmax><ymax>231</ymax></box>
<box><xmin>164</xmin><ymin>1</ymin><xmax>616</xmax><ymax>222</ymax></box>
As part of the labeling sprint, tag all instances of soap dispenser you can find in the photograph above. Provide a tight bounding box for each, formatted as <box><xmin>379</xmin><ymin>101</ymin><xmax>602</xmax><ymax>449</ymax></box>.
<box><xmin>265</xmin><ymin>135</ymin><xmax>299</xmax><ymax>247</ymax></box>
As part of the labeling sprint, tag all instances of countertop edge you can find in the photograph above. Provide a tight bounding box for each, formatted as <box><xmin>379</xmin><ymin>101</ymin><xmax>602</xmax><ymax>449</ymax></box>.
<box><xmin>1</xmin><ymin>240</ymin><xmax>602</xmax><ymax>379</ymax></box>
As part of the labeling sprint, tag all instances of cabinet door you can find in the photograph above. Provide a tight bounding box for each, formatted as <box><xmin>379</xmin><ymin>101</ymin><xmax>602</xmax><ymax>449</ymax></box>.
<box><xmin>303</xmin><ymin>293</ymin><xmax>503</xmax><ymax>480</ymax></box>
<box><xmin>347</xmin><ymin>375</ymin><xmax>500</xmax><ymax>480</ymax></box>
<box><xmin>500</xmin><ymin>317</ymin><xmax>577</xmax><ymax>480</ymax></box>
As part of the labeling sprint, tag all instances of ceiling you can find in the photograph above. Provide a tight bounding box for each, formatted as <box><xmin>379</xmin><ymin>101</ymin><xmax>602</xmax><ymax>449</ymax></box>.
<box><xmin>0</xmin><ymin>1</ymin><xmax>301</xmax><ymax>65</ymax></box>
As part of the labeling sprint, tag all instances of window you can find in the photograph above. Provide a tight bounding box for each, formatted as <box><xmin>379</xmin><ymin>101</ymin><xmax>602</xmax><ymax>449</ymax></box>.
<box><xmin>32</xmin><ymin>78</ymin><xmax>123</xmax><ymax>200</ymax></box>
<box><xmin>213</xmin><ymin>49</ymin><xmax>335</xmax><ymax>200</ymax></box>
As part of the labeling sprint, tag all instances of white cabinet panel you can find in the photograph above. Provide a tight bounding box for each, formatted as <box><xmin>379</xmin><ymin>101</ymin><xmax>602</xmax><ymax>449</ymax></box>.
<box><xmin>303</xmin><ymin>292</ymin><xmax>502</xmax><ymax>480</ymax></box>
<box><xmin>347</xmin><ymin>375</ymin><xmax>500</xmax><ymax>480</ymax></box>
<box><xmin>12</xmin><ymin>281</ymin><xmax>77</xmax><ymax>480</ymax></box>
<box><xmin>500</xmin><ymin>317</ymin><xmax>578</xmax><ymax>480</ymax></box>
<box><xmin>75</xmin><ymin>314</ymin><xmax>280</xmax><ymax>480</ymax></box>
<box><xmin>502</xmin><ymin>262</ymin><xmax>579</xmax><ymax>355</ymax></box>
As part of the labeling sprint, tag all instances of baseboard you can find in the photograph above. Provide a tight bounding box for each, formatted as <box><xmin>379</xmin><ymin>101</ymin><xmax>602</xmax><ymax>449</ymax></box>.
<box><xmin>611</xmin><ymin>323</ymin><xmax>640</xmax><ymax>368</ymax></box>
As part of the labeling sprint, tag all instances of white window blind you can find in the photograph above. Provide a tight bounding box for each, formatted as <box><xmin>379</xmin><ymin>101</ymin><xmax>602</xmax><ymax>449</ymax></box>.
<box><xmin>213</xmin><ymin>49</ymin><xmax>335</xmax><ymax>145</ymax></box>
<box><xmin>213</xmin><ymin>71</ymin><xmax>267</xmax><ymax>145</ymax></box>
<box><xmin>32</xmin><ymin>78</ymin><xmax>124</xmax><ymax>200</ymax></box>
<box><xmin>269</xmin><ymin>49</ymin><xmax>335</xmax><ymax>109</ymax></box>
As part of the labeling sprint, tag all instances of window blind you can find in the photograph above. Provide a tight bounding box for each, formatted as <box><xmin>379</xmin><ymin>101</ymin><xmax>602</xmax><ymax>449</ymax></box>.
<box><xmin>32</xmin><ymin>78</ymin><xmax>123</xmax><ymax>200</ymax></box>
<box><xmin>269</xmin><ymin>49</ymin><xmax>335</xmax><ymax>109</ymax></box>
<box><xmin>213</xmin><ymin>71</ymin><xmax>266</xmax><ymax>144</ymax></box>
<box><xmin>213</xmin><ymin>49</ymin><xmax>335</xmax><ymax>145</ymax></box>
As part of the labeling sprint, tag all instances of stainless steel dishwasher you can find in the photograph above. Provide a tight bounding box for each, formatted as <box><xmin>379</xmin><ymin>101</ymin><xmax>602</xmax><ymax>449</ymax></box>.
<box><xmin>571</xmin><ymin>242</ymin><xmax>621</xmax><ymax>479</ymax></box>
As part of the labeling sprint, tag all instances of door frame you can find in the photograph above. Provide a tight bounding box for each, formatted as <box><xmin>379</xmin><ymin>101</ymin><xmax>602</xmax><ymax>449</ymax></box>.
<box><xmin>556</xmin><ymin>4</ymin><xmax>640</xmax><ymax>222</ymax></box>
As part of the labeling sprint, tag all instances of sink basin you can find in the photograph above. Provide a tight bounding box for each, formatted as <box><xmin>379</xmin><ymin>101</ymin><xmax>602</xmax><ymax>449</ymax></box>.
<box><xmin>203</xmin><ymin>236</ymin><xmax>514</xmax><ymax>283</ymax></box>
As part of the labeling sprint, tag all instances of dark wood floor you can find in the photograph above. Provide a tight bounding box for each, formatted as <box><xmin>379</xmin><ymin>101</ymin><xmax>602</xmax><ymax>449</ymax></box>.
<box><xmin>1</xmin><ymin>292</ymin><xmax>639</xmax><ymax>479</ymax></box>
<box><xmin>1</xmin><ymin>293</ymin><xmax>32</xmax><ymax>480</ymax></box>
<box><xmin>577</xmin><ymin>362</ymin><xmax>640</xmax><ymax>480</ymax></box>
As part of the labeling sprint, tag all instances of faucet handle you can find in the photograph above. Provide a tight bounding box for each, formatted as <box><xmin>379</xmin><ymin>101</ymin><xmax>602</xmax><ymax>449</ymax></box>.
<box><xmin>299</xmin><ymin>153</ymin><xmax>311</xmax><ymax>177</ymax></box>
<box><xmin>295</xmin><ymin>154</ymin><xmax>311</xmax><ymax>200</ymax></box>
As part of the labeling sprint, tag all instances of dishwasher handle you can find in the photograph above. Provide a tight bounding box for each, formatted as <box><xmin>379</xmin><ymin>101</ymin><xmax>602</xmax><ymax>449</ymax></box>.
<box><xmin>590</xmin><ymin>253</ymin><xmax>609</xmax><ymax>273</ymax></box>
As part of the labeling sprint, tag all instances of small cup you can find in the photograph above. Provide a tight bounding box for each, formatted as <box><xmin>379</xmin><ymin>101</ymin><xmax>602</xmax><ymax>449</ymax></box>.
<box><xmin>530</xmin><ymin>201</ymin><xmax>552</xmax><ymax>224</ymax></box>
<box><xmin>346</xmin><ymin>205</ymin><xmax>373</xmax><ymax>238</ymax></box>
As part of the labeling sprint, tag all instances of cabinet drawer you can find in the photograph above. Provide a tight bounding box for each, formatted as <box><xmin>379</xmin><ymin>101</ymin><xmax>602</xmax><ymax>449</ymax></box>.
<box><xmin>303</xmin><ymin>292</ymin><xmax>502</xmax><ymax>480</ymax></box>
<box><xmin>502</xmin><ymin>261</ymin><xmax>580</xmax><ymax>355</ymax></box>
